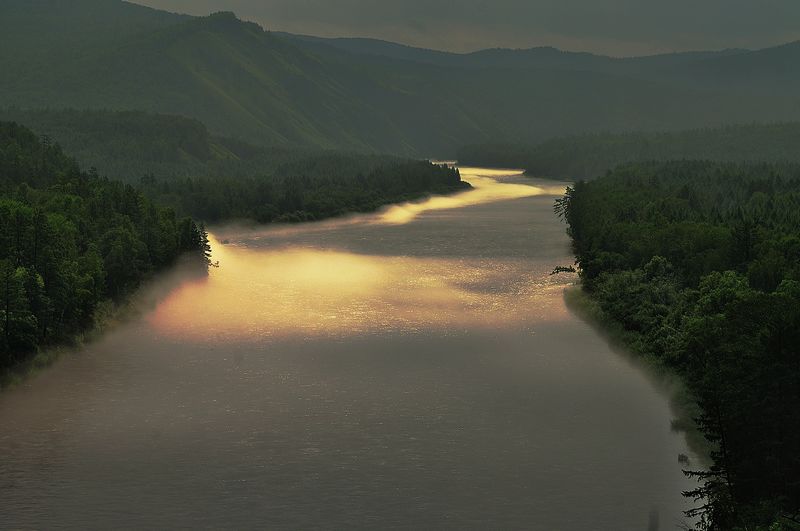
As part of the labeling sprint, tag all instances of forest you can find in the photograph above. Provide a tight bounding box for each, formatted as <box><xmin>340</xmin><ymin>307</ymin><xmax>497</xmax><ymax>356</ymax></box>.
<box><xmin>0</xmin><ymin>121</ymin><xmax>208</xmax><ymax>370</ymax></box>
<box><xmin>0</xmin><ymin>109</ymin><xmax>467</xmax><ymax>221</ymax></box>
<box><xmin>458</xmin><ymin>123</ymin><xmax>800</xmax><ymax>180</ymax></box>
<box><xmin>139</xmin><ymin>158</ymin><xmax>466</xmax><ymax>223</ymax></box>
<box><xmin>557</xmin><ymin>161</ymin><xmax>800</xmax><ymax>530</ymax></box>
<box><xmin>0</xmin><ymin>117</ymin><xmax>467</xmax><ymax>372</ymax></box>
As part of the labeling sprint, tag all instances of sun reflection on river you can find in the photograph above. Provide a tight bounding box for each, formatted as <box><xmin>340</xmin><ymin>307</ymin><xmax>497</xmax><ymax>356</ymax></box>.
<box><xmin>209</xmin><ymin>167</ymin><xmax>567</xmax><ymax>239</ymax></box>
<box><xmin>378</xmin><ymin>168</ymin><xmax>566</xmax><ymax>225</ymax></box>
<box><xmin>149</xmin><ymin>170</ymin><xmax>572</xmax><ymax>341</ymax></box>
<box><xmin>149</xmin><ymin>238</ymin><xmax>571</xmax><ymax>341</ymax></box>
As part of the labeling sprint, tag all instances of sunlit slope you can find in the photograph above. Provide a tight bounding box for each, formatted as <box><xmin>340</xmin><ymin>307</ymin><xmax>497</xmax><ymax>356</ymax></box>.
<box><xmin>2</xmin><ymin>12</ymin><xmax>371</xmax><ymax>148</ymax></box>
<box><xmin>0</xmin><ymin>0</ymin><xmax>187</xmax><ymax>74</ymax></box>
<box><xmin>0</xmin><ymin>108</ymin><xmax>251</xmax><ymax>181</ymax></box>
<box><xmin>1</xmin><ymin>6</ymin><xmax>486</xmax><ymax>153</ymax></box>
<box><xmin>2</xmin><ymin>2</ymin><xmax>799</xmax><ymax>154</ymax></box>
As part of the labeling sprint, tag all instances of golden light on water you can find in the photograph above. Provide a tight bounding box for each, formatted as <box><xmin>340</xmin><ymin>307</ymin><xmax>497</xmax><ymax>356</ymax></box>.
<box><xmin>149</xmin><ymin>242</ymin><xmax>571</xmax><ymax>341</ymax></box>
<box><xmin>149</xmin><ymin>171</ymin><xmax>573</xmax><ymax>341</ymax></box>
<box><xmin>378</xmin><ymin>169</ymin><xmax>566</xmax><ymax>225</ymax></box>
<box><xmin>208</xmin><ymin>168</ymin><xmax>567</xmax><ymax>237</ymax></box>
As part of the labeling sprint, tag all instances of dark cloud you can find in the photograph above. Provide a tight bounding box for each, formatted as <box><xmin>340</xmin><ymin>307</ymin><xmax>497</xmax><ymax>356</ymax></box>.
<box><xmin>132</xmin><ymin>0</ymin><xmax>800</xmax><ymax>56</ymax></box>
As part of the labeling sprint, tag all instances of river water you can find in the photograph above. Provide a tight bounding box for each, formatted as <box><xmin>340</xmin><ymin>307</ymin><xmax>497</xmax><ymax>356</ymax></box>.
<box><xmin>0</xmin><ymin>168</ymin><xmax>698</xmax><ymax>530</ymax></box>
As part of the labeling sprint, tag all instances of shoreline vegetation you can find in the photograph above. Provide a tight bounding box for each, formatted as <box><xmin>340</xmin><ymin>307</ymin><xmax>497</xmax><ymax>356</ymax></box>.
<box><xmin>0</xmin><ymin>121</ymin><xmax>210</xmax><ymax>388</ymax></box>
<box><xmin>0</xmin><ymin>255</ymin><xmax>210</xmax><ymax>391</ymax></box>
<box><xmin>0</xmin><ymin>119</ymin><xmax>469</xmax><ymax>388</ymax></box>
<box><xmin>562</xmin><ymin>286</ymin><xmax>710</xmax><ymax>463</ymax></box>
<box><xmin>558</xmin><ymin>160</ymin><xmax>800</xmax><ymax>530</ymax></box>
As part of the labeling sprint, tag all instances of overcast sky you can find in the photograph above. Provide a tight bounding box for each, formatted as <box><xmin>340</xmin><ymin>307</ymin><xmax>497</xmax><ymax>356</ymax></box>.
<box><xmin>133</xmin><ymin>0</ymin><xmax>800</xmax><ymax>57</ymax></box>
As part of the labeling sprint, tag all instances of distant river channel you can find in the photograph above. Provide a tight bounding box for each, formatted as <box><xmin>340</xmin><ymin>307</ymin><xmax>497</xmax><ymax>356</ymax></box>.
<box><xmin>0</xmin><ymin>167</ymin><xmax>698</xmax><ymax>530</ymax></box>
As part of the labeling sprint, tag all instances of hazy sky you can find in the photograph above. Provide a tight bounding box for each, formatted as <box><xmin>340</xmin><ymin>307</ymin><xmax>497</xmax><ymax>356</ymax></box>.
<box><xmin>132</xmin><ymin>0</ymin><xmax>800</xmax><ymax>56</ymax></box>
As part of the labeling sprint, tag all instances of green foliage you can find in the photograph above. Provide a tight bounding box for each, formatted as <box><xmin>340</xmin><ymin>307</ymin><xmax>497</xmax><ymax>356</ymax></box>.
<box><xmin>0</xmin><ymin>121</ymin><xmax>204</xmax><ymax>368</ymax></box>
<box><xmin>459</xmin><ymin>123</ymin><xmax>800</xmax><ymax>180</ymax></box>
<box><xmin>561</xmin><ymin>161</ymin><xmax>800</xmax><ymax>529</ymax></box>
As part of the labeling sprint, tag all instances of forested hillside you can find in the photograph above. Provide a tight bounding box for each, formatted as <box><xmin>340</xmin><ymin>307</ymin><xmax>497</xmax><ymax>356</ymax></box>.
<box><xmin>559</xmin><ymin>161</ymin><xmax>800</xmax><ymax>529</ymax></box>
<box><xmin>459</xmin><ymin>123</ymin><xmax>800</xmax><ymax>180</ymax></box>
<box><xmin>0</xmin><ymin>122</ymin><xmax>207</xmax><ymax>369</ymax></box>
<box><xmin>2</xmin><ymin>1</ymin><xmax>799</xmax><ymax>156</ymax></box>
<box><xmin>0</xmin><ymin>108</ymin><xmax>322</xmax><ymax>183</ymax></box>
<box><xmin>0</xmin><ymin>109</ymin><xmax>227</xmax><ymax>182</ymax></box>
<box><xmin>0</xmin><ymin>109</ymin><xmax>468</xmax><ymax>223</ymax></box>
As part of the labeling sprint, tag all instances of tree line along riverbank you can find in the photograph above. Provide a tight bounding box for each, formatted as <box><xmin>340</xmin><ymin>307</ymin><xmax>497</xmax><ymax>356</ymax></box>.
<box><xmin>557</xmin><ymin>160</ymin><xmax>800</xmax><ymax>530</ymax></box>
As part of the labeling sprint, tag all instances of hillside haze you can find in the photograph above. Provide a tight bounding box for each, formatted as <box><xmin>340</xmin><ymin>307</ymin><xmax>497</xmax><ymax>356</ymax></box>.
<box><xmin>2</xmin><ymin>0</ymin><xmax>800</xmax><ymax>155</ymax></box>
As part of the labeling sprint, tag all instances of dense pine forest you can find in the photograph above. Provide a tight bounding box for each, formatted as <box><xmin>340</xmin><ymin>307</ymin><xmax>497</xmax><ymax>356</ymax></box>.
<box><xmin>458</xmin><ymin>123</ymin><xmax>800</xmax><ymax>180</ymax></box>
<box><xmin>139</xmin><ymin>158</ymin><xmax>466</xmax><ymax>223</ymax></box>
<box><xmin>557</xmin><ymin>161</ymin><xmax>800</xmax><ymax>530</ymax></box>
<box><xmin>0</xmin><ymin>122</ymin><xmax>207</xmax><ymax>371</ymax></box>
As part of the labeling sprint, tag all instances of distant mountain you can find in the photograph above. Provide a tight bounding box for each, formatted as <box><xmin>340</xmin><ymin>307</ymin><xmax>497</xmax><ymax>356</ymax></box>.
<box><xmin>2</xmin><ymin>0</ymin><xmax>799</xmax><ymax>156</ymax></box>
<box><xmin>281</xmin><ymin>33</ymin><xmax>747</xmax><ymax>75</ymax></box>
<box><xmin>274</xmin><ymin>34</ymin><xmax>463</xmax><ymax>67</ymax></box>
<box><xmin>685</xmin><ymin>41</ymin><xmax>800</xmax><ymax>88</ymax></box>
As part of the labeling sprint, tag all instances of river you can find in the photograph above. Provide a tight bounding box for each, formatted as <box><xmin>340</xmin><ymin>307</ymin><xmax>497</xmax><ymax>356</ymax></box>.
<box><xmin>0</xmin><ymin>167</ymin><xmax>698</xmax><ymax>530</ymax></box>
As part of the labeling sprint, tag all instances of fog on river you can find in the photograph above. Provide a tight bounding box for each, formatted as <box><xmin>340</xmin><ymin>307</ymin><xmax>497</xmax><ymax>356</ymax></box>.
<box><xmin>0</xmin><ymin>168</ymin><xmax>698</xmax><ymax>530</ymax></box>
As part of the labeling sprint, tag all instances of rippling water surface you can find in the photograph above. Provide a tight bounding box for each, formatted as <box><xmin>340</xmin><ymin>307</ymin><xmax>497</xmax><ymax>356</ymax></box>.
<box><xmin>0</xmin><ymin>168</ymin><xmax>697</xmax><ymax>530</ymax></box>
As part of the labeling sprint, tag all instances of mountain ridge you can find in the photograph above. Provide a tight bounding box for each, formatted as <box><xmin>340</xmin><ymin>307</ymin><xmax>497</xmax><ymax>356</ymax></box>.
<box><xmin>2</xmin><ymin>1</ymin><xmax>799</xmax><ymax>155</ymax></box>
<box><xmin>280</xmin><ymin>32</ymin><xmax>750</xmax><ymax>71</ymax></box>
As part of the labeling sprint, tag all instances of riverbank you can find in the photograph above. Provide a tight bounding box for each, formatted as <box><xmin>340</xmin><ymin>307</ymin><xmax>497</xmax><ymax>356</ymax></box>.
<box><xmin>1</xmin><ymin>301</ymin><xmax>116</xmax><ymax>391</ymax></box>
<box><xmin>563</xmin><ymin>286</ymin><xmax>710</xmax><ymax>463</ymax></box>
<box><xmin>0</xmin><ymin>258</ymin><xmax>210</xmax><ymax>392</ymax></box>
